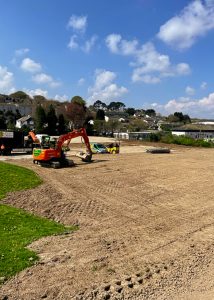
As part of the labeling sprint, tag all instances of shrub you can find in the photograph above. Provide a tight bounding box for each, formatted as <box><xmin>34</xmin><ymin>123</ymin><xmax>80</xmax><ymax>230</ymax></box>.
<box><xmin>160</xmin><ymin>134</ymin><xmax>214</xmax><ymax>148</ymax></box>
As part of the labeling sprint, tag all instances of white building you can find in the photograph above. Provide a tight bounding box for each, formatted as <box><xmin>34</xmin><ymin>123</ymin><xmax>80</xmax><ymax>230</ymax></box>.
<box><xmin>16</xmin><ymin>115</ymin><xmax>34</xmax><ymax>129</ymax></box>
<box><xmin>0</xmin><ymin>103</ymin><xmax>32</xmax><ymax>115</ymax></box>
<box><xmin>114</xmin><ymin>130</ymin><xmax>159</xmax><ymax>140</ymax></box>
<box><xmin>172</xmin><ymin>129</ymin><xmax>214</xmax><ymax>140</ymax></box>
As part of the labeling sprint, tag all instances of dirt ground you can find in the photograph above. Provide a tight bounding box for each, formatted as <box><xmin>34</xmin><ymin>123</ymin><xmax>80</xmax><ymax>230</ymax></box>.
<box><xmin>0</xmin><ymin>142</ymin><xmax>214</xmax><ymax>300</ymax></box>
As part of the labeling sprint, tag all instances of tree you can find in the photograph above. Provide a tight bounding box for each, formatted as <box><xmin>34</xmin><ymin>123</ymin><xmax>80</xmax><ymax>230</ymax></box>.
<box><xmin>46</xmin><ymin>105</ymin><xmax>58</xmax><ymax>135</ymax></box>
<box><xmin>58</xmin><ymin>114</ymin><xmax>66</xmax><ymax>135</ymax></box>
<box><xmin>15</xmin><ymin>109</ymin><xmax>21</xmax><ymax>120</ymax></box>
<box><xmin>5</xmin><ymin>110</ymin><xmax>16</xmax><ymax>128</ymax></box>
<box><xmin>108</xmin><ymin>101</ymin><xmax>126</xmax><ymax>111</ymax></box>
<box><xmin>9</xmin><ymin>91</ymin><xmax>29</xmax><ymax>100</ymax></box>
<box><xmin>183</xmin><ymin>114</ymin><xmax>191</xmax><ymax>124</ymax></box>
<box><xmin>66</xmin><ymin>96</ymin><xmax>87</xmax><ymax>128</ymax></box>
<box><xmin>96</xmin><ymin>109</ymin><xmax>105</xmax><ymax>120</ymax></box>
<box><xmin>35</xmin><ymin>105</ymin><xmax>47</xmax><ymax>133</ymax></box>
<box><xmin>0</xmin><ymin>115</ymin><xmax>6</xmax><ymax>129</ymax></box>
<box><xmin>21</xmin><ymin>124</ymin><xmax>31</xmax><ymax>135</ymax></box>
<box><xmin>84</xmin><ymin>115</ymin><xmax>94</xmax><ymax>135</ymax></box>
<box><xmin>128</xmin><ymin>119</ymin><xmax>149</xmax><ymax>132</ymax></box>
<box><xmin>145</xmin><ymin>109</ymin><xmax>156</xmax><ymax>117</ymax></box>
<box><xmin>126</xmin><ymin>107</ymin><xmax>136</xmax><ymax>116</ymax></box>
<box><xmin>71</xmin><ymin>95</ymin><xmax>86</xmax><ymax>106</ymax></box>
<box><xmin>174</xmin><ymin>112</ymin><xmax>184</xmax><ymax>121</ymax></box>
<box><xmin>94</xmin><ymin>120</ymin><xmax>105</xmax><ymax>135</ymax></box>
<box><xmin>167</xmin><ymin>114</ymin><xmax>180</xmax><ymax>123</ymax></box>
<box><xmin>93</xmin><ymin>100</ymin><xmax>107</xmax><ymax>110</ymax></box>
<box><xmin>33</xmin><ymin>95</ymin><xmax>47</xmax><ymax>104</ymax></box>
<box><xmin>105</xmin><ymin>119</ymin><xmax>121</xmax><ymax>135</ymax></box>
<box><xmin>172</xmin><ymin>112</ymin><xmax>191</xmax><ymax>123</ymax></box>
<box><xmin>9</xmin><ymin>91</ymin><xmax>32</xmax><ymax>104</ymax></box>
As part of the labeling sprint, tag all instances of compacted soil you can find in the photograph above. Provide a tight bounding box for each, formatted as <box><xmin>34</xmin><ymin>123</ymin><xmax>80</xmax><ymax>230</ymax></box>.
<box><xmin>1</xmin><ymin>144</ymin><xmax>214</xmax><ymax>299</ymax></box>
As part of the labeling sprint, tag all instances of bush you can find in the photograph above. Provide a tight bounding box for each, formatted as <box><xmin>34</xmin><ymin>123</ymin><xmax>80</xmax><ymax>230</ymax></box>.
<box><xmin>160</xmin><ymin>134</ymin><xmax>214</xmax><ymax>148</ymax></box>
<box><xmin>147</xmin><ymin>133</ymin><xmax>161</xmax><ymax>142</ymax></box>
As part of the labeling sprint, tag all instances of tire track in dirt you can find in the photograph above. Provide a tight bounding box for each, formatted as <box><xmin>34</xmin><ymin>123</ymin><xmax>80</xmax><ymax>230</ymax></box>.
<box><xmin>1</xmin><ymin>149</ymin><xmax>214</xmax><ymax>299</ymax></box>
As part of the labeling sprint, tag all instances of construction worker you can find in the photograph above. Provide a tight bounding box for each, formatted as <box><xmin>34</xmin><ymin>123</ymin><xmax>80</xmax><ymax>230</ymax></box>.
<box><xmin>0</xmin><ymin>143</ymin><xmax>5</xmax><ymax>155</ymax></box>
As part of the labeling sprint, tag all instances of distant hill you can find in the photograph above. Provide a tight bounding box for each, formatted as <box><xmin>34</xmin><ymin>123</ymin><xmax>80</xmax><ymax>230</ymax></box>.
<box><xmin>0</xmin><ymin>92</ymin><xmax>32</xmax><ymax>105</ymax></box>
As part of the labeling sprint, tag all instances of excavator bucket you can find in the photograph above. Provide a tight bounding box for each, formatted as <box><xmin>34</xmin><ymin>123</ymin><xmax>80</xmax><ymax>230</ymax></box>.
<box><xmin>76</xmin><ymin>151</ymin><xmax>92</xmax><ymax>162</ymax></box>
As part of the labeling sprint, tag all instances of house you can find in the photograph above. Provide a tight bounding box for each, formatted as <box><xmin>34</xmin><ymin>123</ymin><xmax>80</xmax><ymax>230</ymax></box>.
<box><xmin>16</xmin><ymin>115</ymin><xmax>34</xmax><ymax>129</ymax></box>
<box><xmin>0</xmin><ymin>103</ymin><xmax>32</xmax><ymax>115</ymax></box>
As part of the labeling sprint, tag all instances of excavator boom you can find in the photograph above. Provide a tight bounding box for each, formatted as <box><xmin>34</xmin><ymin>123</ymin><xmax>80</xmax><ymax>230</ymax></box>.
<box><xmin>56</xmin><ymin>128</ymin><xmax>91</xmax><ymax>154</ymax></box>
<box><xmin>28</xmin><ymin>131</ymin><xmax>40</xmax><ymax>144</ymax></box>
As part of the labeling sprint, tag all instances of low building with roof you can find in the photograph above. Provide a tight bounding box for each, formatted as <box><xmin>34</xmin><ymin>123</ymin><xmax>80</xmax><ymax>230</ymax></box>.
<box><xmin>114</xmin><ymin>130</ymin><xmax>159</xmax><ymax>140</ymax></box>
<box><xmin>16</xmin><ymin>115</ymin><xmax>34</xmax><ymax>129</ymax></box>
<box><xmin>172</xmin><ymin>129</ymin><xmax>214</xmax><ymax>141</ymax></box>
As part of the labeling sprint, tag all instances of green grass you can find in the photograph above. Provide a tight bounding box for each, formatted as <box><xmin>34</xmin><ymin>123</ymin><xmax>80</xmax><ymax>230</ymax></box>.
<box><xmin>0</xmin><ymin>162</ymin><xmax>76</xmax><ymax>281</ymax></box>
<box><xmin>0</xmin><ymin>162</ymin><xmax>42</xmax><ymax>199</ymax></box>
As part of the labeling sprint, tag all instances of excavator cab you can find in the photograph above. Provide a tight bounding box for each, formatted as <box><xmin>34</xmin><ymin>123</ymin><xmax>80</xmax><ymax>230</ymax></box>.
<box><xmin>40</xmin><ymin>136</ymin><xmax>51</xmax><ymax>149</ymax></box>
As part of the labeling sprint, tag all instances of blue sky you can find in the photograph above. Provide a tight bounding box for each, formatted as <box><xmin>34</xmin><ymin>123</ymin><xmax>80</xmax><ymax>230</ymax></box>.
<box><xmin>1</xmin><ymin>0</ymin><xmax>214</xmax><ymax>118</ymax></box>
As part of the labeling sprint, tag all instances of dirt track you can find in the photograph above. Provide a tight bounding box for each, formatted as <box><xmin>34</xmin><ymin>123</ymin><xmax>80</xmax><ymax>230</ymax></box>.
<box><xmin>1</xmin><ymin>144</ymin><xmax>214</xmax><ymax>299</ymax></box>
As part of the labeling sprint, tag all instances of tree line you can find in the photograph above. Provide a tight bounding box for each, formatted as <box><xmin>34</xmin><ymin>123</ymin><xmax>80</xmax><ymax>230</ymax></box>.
<box><xmin>0</xmin><ymin>92</ymin><xmax>191</xmax><ymax>136</ymax></box>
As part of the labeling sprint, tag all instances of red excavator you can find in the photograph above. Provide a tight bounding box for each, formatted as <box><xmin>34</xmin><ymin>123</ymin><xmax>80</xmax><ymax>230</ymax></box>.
<box><xmin>32</xmin><ymin>128</ymin><xmax>92</xmax><ymax>168</ymax></box>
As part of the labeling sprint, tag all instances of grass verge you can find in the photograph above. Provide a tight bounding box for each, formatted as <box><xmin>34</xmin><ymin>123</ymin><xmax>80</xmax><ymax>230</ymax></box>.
<box><xmin>0</xmin><ymin>162</ymin><xmax>76</xmax><ymax>281</ymax></box>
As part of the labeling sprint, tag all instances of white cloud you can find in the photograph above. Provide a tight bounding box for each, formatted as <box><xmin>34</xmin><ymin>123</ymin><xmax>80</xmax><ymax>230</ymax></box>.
<box><xmin>94</xmin><ymin>69</ymin><xmax>116</xmax><ymax>90</ymax></box>
<box><xmin>175</xmin><ymin>63</ymin><xmax>191</xmax><ymax>75</ymax></box>
<box><xmin>132</xmin><ymin>72</ymin><xmax>161</xmax><ymax>84</ymax></box>
<box><xmin>134</xmin><ymin>42</ymin><xmax>170</xmax><ymax>73</ymax></box>
<box><xmin>11</xmin><ymin>48</ymin><xmax>30</xmax><ymax>64</ymax></box>
<box><xmin>164</xmin><ymin>98</ymin><xmax>196</xmax><ymax>112</ymax></box>
<box><xmin>20</xmin><ymin>58</ymin><xmax>42</xmax><ymax>73</ymax></box>
<box><xmin>158</xmin><ymin>0</ymin><xmax>214</xmax><ymax>50</ymax></box>
<box><xmin>157</xmin><ymin>92</ymin><xmax>214</xmax><ymax>118</ymax></box>
<box><xmin>15</xmin><ymin>48</ymin><xmax>30</xmax><ymax>56</ymax></box>
<box><xmin>105</xmin><ymin>34</ymin><xmax>138</xmax><ymax>55</ymax></box>
<box><xmin>185</xmin><ymin>86</ymin><xmax>195</xmax><ymax>95</ymax></box>
<box><xmin>54</xmin><ymin>94</ymin><xmax>68</xmax><ymax>102</ymax></box>
<box><xmin>105</xmin><ymin>34</ymin><xmax>122</xmax><ymax>53</ymax></box>
<box><xmin>67</xmin><ymin>15</ymin><xmax>97</xmax><ymax>53</ymax></box>
<box><xmin>68</xmin><ymin>35</ymin><xmax>79</xmax><ymax>50</ymax></box>
<box><xmin>78</xmin><ymin>78</ymin><xmax>85</xmax><ymax>86</ymax></box>
<box><xmin>131</xmin><ymin>42</ymin><xmax>190</xmax><ymax>83</ymax></box>
<box><xmin>67</xmin><ymin>15</ymin><xmax>87</xmax><ymax>32</ymax></box>
<box><xmin>68</xmin><ymin>35</ymin><xmax>97</xmax><ymax>52</ymax></box>
<box><xmin>32</xmin><ymin>73</ymin><xmax>52</xmax><ymax>84</ymax></box>
<box><xmin>121</xmin><ymin>39</ymin><xmax>139</xmax><ymax>55</ymax></box>
<box><xmin>0</xmin><ymin>65</ymin><xmax>15</xmax><ymax>93</ymax></box>
<box><xmin>200</xmin><ymin>81</ymin><xmax>207</xmax><ymax>89</ymax></box>
<box><xmin>82</xmin><ymin>35</ymin><xmax>98</xmax><ymax>53</ymax></box>
<box><xmin>106</xmin><ymin>34</ymin><xmax>190</xmax><ymax>84</ymax></box>
<box><xmin>88</xmin><ymin>69</ymin><xmax>128</xmax><ymax>104</ymax></box>
<box><xmin>32</xmin><ymin>73</ymin><xmax>61</xmax><ymax>88</ymax></box>
<box><xmin>24</xmin><ymin>88</ymin><xmax>48</xmax><ymax>98</ymax></box>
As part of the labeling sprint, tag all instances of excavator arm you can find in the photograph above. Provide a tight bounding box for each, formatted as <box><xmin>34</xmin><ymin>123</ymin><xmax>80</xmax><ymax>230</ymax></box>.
<box><xmin>28</xmin><ymin>131</ymin><xmax>40</xmax><ymax>144</ymax></box>
<box><xmin>56</xmin><ymin>128</ymin><xmax>92</xmax><ymax>162</ymax></box>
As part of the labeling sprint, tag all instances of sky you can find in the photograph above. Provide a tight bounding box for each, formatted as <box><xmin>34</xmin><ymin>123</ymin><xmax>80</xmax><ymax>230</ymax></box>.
<box><xmin>1</xmin><ymin>0</ymin><xmax>214</xmax><ymax>118</ymax></box>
